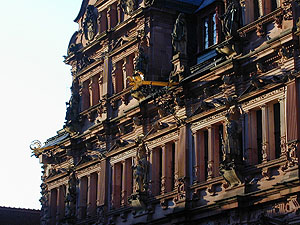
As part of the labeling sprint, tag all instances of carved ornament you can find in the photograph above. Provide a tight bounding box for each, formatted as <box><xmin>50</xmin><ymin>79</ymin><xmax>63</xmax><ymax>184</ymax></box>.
<box><xmin>120</xmin><ymin>0</ymin><xmax>138</xmax><ymax>15</ymax></box>
<box><xmin>83</xmin><ymin>5</ymin><xmax>97</xmax><ymax>42</ymax></box>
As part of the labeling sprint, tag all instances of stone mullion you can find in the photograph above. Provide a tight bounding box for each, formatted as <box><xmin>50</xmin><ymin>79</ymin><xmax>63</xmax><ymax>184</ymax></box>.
<box><xmin>96</xmin><ymin>171</ymin><xmax>101</xmax><ymax>206</ymax></box>
<box><xmin>279</xmin><ymin>97</ymin><xmax>287</xmax><ymax>156</ymax></box>
<box><xmin>107</xmin><ymin>6</ymin><xmax>111</xmax><ymax>30</ymax></box>
<box><xmin>121</xmin><ymin>161</ymin><xmax>127</xmax><ymax>206</ymax></box>
<box><xmin>88</xmin><ymin>79</ymin><xmax>93</xmax><ymax>107</ymax></box>
<box><xmin>207</xmin><ymin>126</ymin><xmax>215</xmax><ymax>179</ymax></box>
<box><xmin>56</xmin><ymin>187</ymin><xmax>61</xmax><ymax>222</ymax></box>
<box><xmin>193</xmin><ymin>131</ymin><xmax>200</xmax><ymax>183</ymax></box>
<box><xmin>258</xmin><ymin>0</ymin><xmax>264</xmax><ymax>17</ymax></box>
<box><xmin>174</xmin><ymin>141</ymin><xmax>179</xmax><ymax>189</ymax></box>
<box><xmin>122</xmin><ymin>59</ymin><xmax>128</xmax><ymax>90</ymax></box>
<box><xmin>261</xmin><ymin>104</ymin><xmax>269</xmax><ymax>162</ymax></box>
<box><xmin>161</xmin><ymin>145</ymin><xmax>167</xmax><ymax>194</ymax></box>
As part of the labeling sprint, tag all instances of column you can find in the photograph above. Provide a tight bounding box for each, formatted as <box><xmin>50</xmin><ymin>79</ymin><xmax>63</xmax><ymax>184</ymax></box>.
<box><xmin>193</xmin><ymin>132</ymin><xmax>200</xmax><ymax>183</ymax></box>
<box><xmin>117</xmin><ymin>3</ymin><xmax>123</xmax><ymax>24</ymax></box>
<box><xmin>174</xmin><ymin>141</ymin><xmax>179</xmax><ymax>189</ymax></box>
<box><xmin>122</xmin><ymin>59</ymin><xmax>127</xmax><ymax>90</ymax></box>
<box><xmin>258</xmin><ymin>0</ymin><xmax>264</xmax><ymax>17</ymax></box>
<box><xmin>207</xmin><ymin>126</ymin><xmax>215</xmax><ymax>179</ymax></box>
<box><xmin>261</xmin><ymin>104</ymin><xmax>269</xmax><ymax>162</ymax></box>
<box><xmin>121</xmin><ymin>161</ymin><xmax>126</xmax><ymax>206</ymax></box>
<box><xmin>107</xmin><ymin>6</ymin><xmax>111</xmax><ymax>30</ymax></box>
<box><xmin>279</xmin><ymin>97</ymin><xmax>287</xmax><ymax>156</ymax></box>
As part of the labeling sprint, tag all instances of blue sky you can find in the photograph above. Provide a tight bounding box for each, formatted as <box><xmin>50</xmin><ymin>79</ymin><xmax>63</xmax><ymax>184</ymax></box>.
<box><xmin>0</xmin><ymin>0</ymin><xmax>82</xmax><ymax>209</ymax></box>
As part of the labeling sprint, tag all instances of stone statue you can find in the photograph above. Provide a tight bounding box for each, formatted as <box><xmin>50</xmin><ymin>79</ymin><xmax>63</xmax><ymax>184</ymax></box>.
<box><xmin>121</xmin><ymin>0</ymin><xmax>138</xmax><ymax>14</ymax></box>
<box><xmin>219</xmin><ymin>0</ymin><xmax>242</xmax><ymax>39</ymax></box>
<box><xmin>65</xmin><ymin>170</ymin><xmax>77</xmax><ymax>220</ymax></box>
<box><xmin>83</xmin><ymin>5</ymin><xmax>97</xmax><ymax>41</ymax></box>
<box><xmin>171</xmin><ymin>13</ymin><xmax>187</xmax><ymax>55</ymax></box>
<box><xmin>65</xmin><ymin>79</ymin><xmax>80</xmax><ymax>122</ymax></box>
<box><xmin>134</xmin><ymin>47</ymin><xmax>147</xmax><ymax>74</ymax></box>
<box><xmin>223</xmin><ymin>104</ymin><xmax>243</xmax><ymax>161</ymax></box>
<box><xmin>132</xmin><ymin>135</ymin><xmax>148</xmax><ymax>193</ymax></box>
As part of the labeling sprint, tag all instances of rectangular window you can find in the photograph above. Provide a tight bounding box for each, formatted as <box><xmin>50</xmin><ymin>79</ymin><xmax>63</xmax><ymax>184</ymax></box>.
<box><xmin>201</xmin><ymin>13</ymin><xmax>218</xmax><ymax>51</ymax></box>
<box><xmin>273</xmin><ymin>103</ymin><xmax>281</xmax><ymax>159</ymax></box>
<box><xmin>254</xmin><ymin>0</ymin><xmax>260</xmax><ymax>20</ymax></box>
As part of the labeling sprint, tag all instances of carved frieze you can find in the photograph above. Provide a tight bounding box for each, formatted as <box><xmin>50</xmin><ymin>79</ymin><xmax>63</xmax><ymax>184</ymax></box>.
<box><xmin>191</xmin><ymin>111</ymin><xmax>227</xmax><ymax>133</ymax></box>
<box><xmin>110</xmin><ymin>148</ymin><xmax>136</xmax><ymax>164</ymax></box>
<box><xmin>241</xmin><ymin>87</ymin><xmax>285</xmax><ymax>111</ymax></box>
<box><xmin>146</xmin><ymin>131</ymin><xmax>179</xmax><ymax>149</ymax></box>
<box><xmin>76</xmin><ymin>163</ymin><xmax>101</xmax><ymax>178</ymax></box>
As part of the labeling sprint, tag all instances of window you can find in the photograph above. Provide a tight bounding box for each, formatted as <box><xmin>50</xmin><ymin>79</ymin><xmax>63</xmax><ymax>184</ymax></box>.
<box><xmin>201</xmin><ymin>13</ymin><xmax>217</xmax><ymax>50</ymax></box>
<box><xmin>273</xmin><ymin>103</ymin><xmax>281</xmax><ymax>159</ymax></box>
<box><xmin>256</xmin><ymin>109</ymin><xmax>263</xmax><ymax>163</ymax></box>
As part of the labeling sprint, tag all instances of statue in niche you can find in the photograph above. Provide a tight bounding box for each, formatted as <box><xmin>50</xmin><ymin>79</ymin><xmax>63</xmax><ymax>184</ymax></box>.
<box><xmin>132</xmin><ymin>135</ymin><xmax>148</xmax><ymax>193</ymax></box>
<box><xmin>134</xmin><ymin>47</ymin><xmax>147</xmax><ymax>75</ymax></box>
<box><xmin>220</xmin><ymin>103</ymin><xmax>243</xmax><ymax>187</ymax></box>
<box><xmin>121</xmin><ymin>0</ymin><xmax>138</xmax><ymax>15</ymax></box>
<box><xmin>83</xmin><ymin>5</ymin><xmax>97</xmax><ymax>41</ymax></box>
<box><xmin>219</xmin><ymin>0</ymin><xmax>242</xmax><ymax>39</ymax></box>
<box><xmin>171</xmin><ymin>13</ymin><xmax>187</xmax><ymax>55</ymax></box>
<box><xmin>223</xmin><ymin>104</ymin><xmax>243</xmax><ymax>161</ymax></box>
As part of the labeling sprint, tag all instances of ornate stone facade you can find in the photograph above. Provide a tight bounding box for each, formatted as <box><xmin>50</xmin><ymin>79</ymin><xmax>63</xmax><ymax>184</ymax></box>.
<box><xmin>35</xmin><ymin>0</ymin><xmax>300</xmax><ymax>224</ymax></box>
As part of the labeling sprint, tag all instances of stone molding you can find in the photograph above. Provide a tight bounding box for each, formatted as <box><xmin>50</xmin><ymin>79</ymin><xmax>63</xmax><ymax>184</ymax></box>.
<box><xmin>110</xmin><ymin>148</ymin><xmax>136</xmax><ymax>164</ymax></box>
<box><xmin>241</xmin><ymin>87</ymin><xmax>285</xmax><ymax>111</ymax></box>
<box><xmin>146</xmin><ymin>130</ymin><xmax>179</xmax><ymax>149</ymax></box>
<box><xmin>76</xmin><ymin>163</ymin><xmax>101</xmax><ymax>178</ymax></box>
<box><xmin>48</xmin><ymin>176</ymin><xmax>69</xmax><ymax>190</ymax></box>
